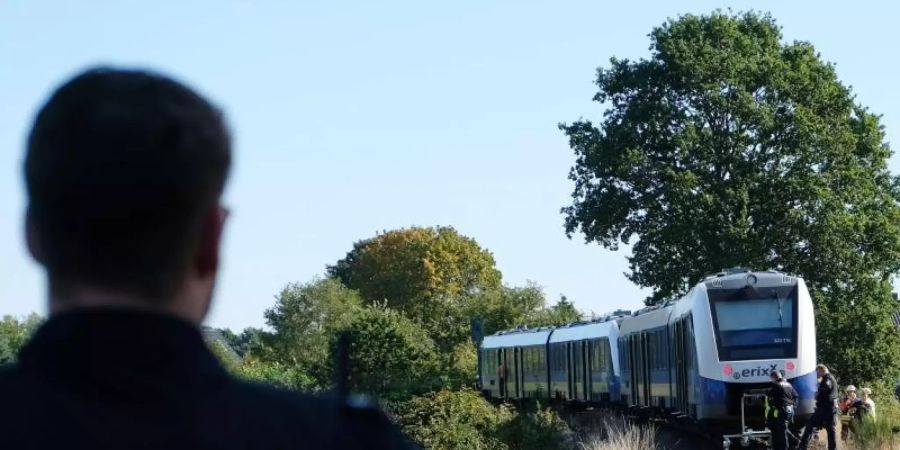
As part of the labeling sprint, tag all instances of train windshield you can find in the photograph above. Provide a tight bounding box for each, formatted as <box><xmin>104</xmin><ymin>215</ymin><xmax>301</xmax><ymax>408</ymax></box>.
<box><xmin>709</xmin><ymin>286</ymin><xmax>798</xmax><ymax>361</ymax></box>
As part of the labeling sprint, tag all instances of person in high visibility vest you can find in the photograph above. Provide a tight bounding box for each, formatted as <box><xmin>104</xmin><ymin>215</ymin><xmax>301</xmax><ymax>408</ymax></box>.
<box><xmin>766</xmin><ymin>370</ymin><xmax>800</xmax><ymax>450</ymax></box>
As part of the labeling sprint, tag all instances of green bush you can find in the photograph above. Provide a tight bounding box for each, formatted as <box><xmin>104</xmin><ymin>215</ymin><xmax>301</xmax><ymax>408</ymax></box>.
<box><xmin>498</xmin><ymin>405</ymin><xmax>569</xmax><ymax>450</ymax></box>
<box><xmin>235</xmin><ymin>359</ymin><xmax>318</xmax><ymax>392</ymax></box>
<box><xmin>340</xmin><ymin>304</ymin><xmax>441</xmax><ymax>400</ymax></box>
<box><xmin>394</xmin><ymin>390</ymin><xmax>570</xmax><ymax>450</ymax></box>
<box><xmin>395</xmin><ymin>389</ymin><xmax>513</xmax><ymax>450</ymax></box>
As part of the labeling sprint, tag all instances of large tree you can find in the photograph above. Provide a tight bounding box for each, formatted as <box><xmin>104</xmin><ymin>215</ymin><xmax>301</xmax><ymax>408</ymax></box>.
<box><xmin>260</xmin><ymin>277</ymin><xmax>363</xmax><ymax>385</ymax></box>
<box><xmin>328</xmin><ymin>226</ymin><xmax>503</xmax><ymax>354</ymax></box>
<box><xmin>560</xmin><ymin>11</ymin><xmax>900</xmax><ymax>381</ymax></box>
<box><xmin>338</xmin><ymin>304</ymin><xmax>441</xmax><ymax>400</ymax></box>
<box><xmin>328</xmin><ymin>226</ymin><xmax>502</xmax><ymax>314</ymax></box>
<box><xmin>468</xmin><ymin>284</ymin><xmax>582</xmax><ymax>335</ymax></box>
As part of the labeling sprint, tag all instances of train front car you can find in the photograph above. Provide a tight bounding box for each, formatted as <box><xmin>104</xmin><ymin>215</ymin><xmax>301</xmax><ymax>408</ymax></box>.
<box><xmin>692</xmin><ymin>270</ymin><xmax>817</xmax><ymax>431</ymax></box>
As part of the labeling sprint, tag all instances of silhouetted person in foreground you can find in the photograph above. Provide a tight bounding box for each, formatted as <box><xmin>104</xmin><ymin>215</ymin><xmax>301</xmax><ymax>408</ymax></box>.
<box><xmin>0</xmin><ymin>67</ymin><xmax>417</xmax><ymax>449</ymax></box>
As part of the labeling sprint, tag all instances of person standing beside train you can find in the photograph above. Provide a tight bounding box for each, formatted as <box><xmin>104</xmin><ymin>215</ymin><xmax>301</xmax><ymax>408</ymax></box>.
<box><xmin>839</xmin><ymin>385</ymin><xmax>857</xmax><ymax>441</ymax></box>
<box><xmin>850</xmin><ymin>387</ymin><xmax>876</xmax><ymax>424</ymax></box>
<box><xmin>766</xmin><ymin>370</ymin><xmax>799</xmax><ymax>450</ymax></box>
<box><xmin>798</xmin><ymin>364</ymin><xmax>840</xmax><ymax>450</ymax></box>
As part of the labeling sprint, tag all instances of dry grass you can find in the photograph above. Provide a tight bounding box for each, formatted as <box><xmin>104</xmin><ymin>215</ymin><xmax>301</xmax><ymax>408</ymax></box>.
<box><xmin>800</xmin><ymin>414</ymin><xmax>900</xmax><ymax>450</ymax></box>
<box><xmin>572</xmin><ymin>412</ymin><xmax>659</xmax><ymax>450</ymax></box>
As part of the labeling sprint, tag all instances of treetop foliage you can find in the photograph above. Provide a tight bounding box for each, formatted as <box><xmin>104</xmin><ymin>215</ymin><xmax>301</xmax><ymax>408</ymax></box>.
<box><xmin>561</xmin><ymin>10</ymin><xmax>900</xmax><ymax>303</ymax></box>
<box><xmin>560</xmin><ymin>10</ymin><xmax>900</xmax><ymax>383</ymax></box>
<box><xmin>0</xmin><ymin>313</ymin><xmax>42</xmax><ymax>364</ymax></box>
<box><xmin>327</xmin><ymin>226</ymin><xmax>503</xmax><ymax>317</ymax></box>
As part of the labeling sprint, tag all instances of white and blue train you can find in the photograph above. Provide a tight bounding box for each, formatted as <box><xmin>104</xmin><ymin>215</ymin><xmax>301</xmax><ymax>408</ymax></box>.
<box><xmin>478</xmin><ymin>269</ymin><xmax>818</xmax><ymax>430</ymax></box>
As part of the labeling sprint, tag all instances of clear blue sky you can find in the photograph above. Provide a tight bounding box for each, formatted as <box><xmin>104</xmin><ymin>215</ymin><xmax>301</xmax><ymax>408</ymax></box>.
<box><xmin>2</xmin><ymin>1</ymin><xmax>898</xmax><ymax>331</ymax></box>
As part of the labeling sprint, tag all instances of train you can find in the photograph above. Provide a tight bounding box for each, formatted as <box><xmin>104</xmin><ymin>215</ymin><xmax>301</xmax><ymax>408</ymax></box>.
<box><xmin>477</xmin><ymin>269</ymin><xmax>818</xmax><ymax>434</ymax></box>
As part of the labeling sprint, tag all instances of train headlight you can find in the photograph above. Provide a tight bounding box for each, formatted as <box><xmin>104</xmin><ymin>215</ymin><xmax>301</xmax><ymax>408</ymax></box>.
<box><xmin>723</xmin><ymin>364</ymin><xmax>734</xmax><ymax>376</ymax></box>
<box><xmin>746</xmin><ymin>274</ymin><xmax>758</xmax><ymax>287</ymax></box>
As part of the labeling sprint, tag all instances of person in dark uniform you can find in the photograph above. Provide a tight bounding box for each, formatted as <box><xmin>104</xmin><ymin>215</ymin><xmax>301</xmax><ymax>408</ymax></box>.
<box><xmin>798</xmin><ymin>364</ymin><xmax>840</xmax><ymax>450</ymax></box>
<box><xmin>0</xmin><ymin>67</ymin><xmax>418</xmax><ymax>450</ymax></box>
<box><xmin>766</xmin><ymin>370</ymin><xmax>799</xmax><ymax>450</ymax></box>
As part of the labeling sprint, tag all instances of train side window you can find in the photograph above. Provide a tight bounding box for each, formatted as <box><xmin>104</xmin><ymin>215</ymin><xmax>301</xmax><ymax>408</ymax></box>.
<box><xmin>652</xmin><ymin>331</ymin><xmax>658</xmax><ymax>369</ymax></box>
<box><xmin>656</xmin><ymin>330</ymin><xmax>662</xmax><ymax>369</ymax></box>
<box><xmin>553</xmin><ymin>344</ymin><xmax>560</xmax><ymax>371</ymax></box>
<box><xmin>528</xmin><ymin>347</ymin><xmax>534</xmax><ymax>373</ymax></box>
<box><xmin>594</xmin><ymin>339</ymin><xmax>602</xmax><ymax>372</ymax></box>
<box><xmin>558</xmin><ymin>343</ymin><xmax>564</xmax><ymax>370</ymax></box>
<box><xmin>657</xmin><ymin>329</ymin><xmax>663</xmax><ymax>369</ymax></box>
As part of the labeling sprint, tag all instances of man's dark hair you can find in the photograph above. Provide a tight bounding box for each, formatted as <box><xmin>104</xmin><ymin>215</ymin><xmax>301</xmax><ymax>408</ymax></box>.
<box><xmin>25</xmin><ymin>67</ymin><xmax>231</xmax><ymax>300</ymax></box>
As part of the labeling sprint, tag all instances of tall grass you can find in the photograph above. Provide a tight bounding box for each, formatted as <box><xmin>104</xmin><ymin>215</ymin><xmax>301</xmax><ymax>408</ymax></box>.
<box><xmin>848</xmin><ymin>398</ymin><xmax>900</xmax><ymax>450</ymax></box>
<box><xmin>573</xmin><ymin>413</ymin><xmax>659</xmax><ymax>450</ymax></box>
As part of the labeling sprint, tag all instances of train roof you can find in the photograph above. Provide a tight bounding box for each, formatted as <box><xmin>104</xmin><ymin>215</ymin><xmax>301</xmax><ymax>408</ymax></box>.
<box><xmin>618</xmin><ymin>304</ymin><xmax>673</xmax><ymax>334</ymax></box>
<box><xmin>548</xmin><ymin>320</ymin><xmax>618</xmax><ymax>343</ymax></box>
<box><xmin>701</xmin><ymin>268</ymin><xmax>799</xmax><ymax>289</ymax></box>
<box><xmin>482</xmin><ymin>311</ymin><xmax>629</xmax><ymax>348</ymax></box>
<box><xmin>482</xmin><ymin>328</ymin><xmax>552</xmax><ymax>348</ymax></box>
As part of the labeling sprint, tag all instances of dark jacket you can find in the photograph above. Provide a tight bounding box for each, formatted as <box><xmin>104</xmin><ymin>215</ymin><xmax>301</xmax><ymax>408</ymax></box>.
<box><xmin>766</xmin><ymin>379</ymin><xmax>799</xmax><ymax>422</ymax></box>
<box><xmin>815</xmin><ymin>372</ymin><xmax>839</xmax><ymax>409</ymax></box>
<box><xmin>0</xmin><ymin>310</ymin><xmax>417</xmax><ymax>450</ymax></box>
<box><xmin>767</xmin><ymin>380</ymin><xmax>799</xmax><ymax>409</ymax></box>
<box><xmin>850</xmin><ymin>399</ymin><xmax>874</xmax><ymax>421</ymax></box>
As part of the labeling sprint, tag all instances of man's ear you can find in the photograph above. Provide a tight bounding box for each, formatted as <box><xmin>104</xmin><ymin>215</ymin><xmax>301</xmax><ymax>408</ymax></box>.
<box><xmin>25</xmin><ymin>206</ymin><xmax>46</xmax><ymax>265</ymax></box>
<box><xmin>195</xmin><ymin>204</ymin><xmax>228</xmax><ymax>277</ymax></box>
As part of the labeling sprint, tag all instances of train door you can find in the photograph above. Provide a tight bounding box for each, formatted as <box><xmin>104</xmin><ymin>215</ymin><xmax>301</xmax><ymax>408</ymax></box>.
<box><xmin>672</xmin><ymin>321</ymin><xmax>683</xmax><ymax>412</ymax></box>
<box><xmin>497</xmin><ymin>348</ymin><xmax>506</xmax><ymax>398</ymax></box>
<box><xmin>686</xmin><ymin>314</ymin><xmax>697</xmax><ymax>414</ymax></box>
<box><xmin>513</xmin><ymin>347</ymin><xmax>521</xmax><ymax>399</ymax></box>
<box><xmin>641</xmin><ymin>331</ymin><xmax>653</xmax><ymax>406</ymax></box>
<box><xmin>629</xmin><ymin>335</ymin><xmax>638</xmax><ymax>405</ymax></box>
<box><xmin>518</xmin><ymin>348</ymin><xmax>525</xmax><ymax>398</ymax></box>
<box><xmin>636</xmin><ymin>333</ymin><xmax>643</xmax><ymax>406</ymax></box>
<box><xmin>584</xmin><ymin>340</ymin><xmax>593</xmax><ymax>402</ymax></box>
<box><xmin>632</xmin><ymin>334</ymin><xmax>640</xmax><ymax>405</ymax></box>
<box><xmin>565</xmin><ymin>342</ymin><xmax>573</xmax><ymax>400</ymax></box>
<box><xmin>573</xmin><ymin>341</ymin><xmax>583</xmax><ymax>401</ymax></box>
<box><xmin>507</xmin><ymin>348</ymin><xmax>516</xmax><ymax>399</ymax></box>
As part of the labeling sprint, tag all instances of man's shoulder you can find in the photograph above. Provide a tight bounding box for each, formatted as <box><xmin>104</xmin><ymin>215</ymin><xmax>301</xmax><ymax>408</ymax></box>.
<box><xmin>0</xmin><ymin>363</ymin><xmax>28</xmax><ymax>391</ymax></box>
<box><xmin>226</xmin><ymin>380</ymin><xmax>417</xmax><ymax>449</ymax></box>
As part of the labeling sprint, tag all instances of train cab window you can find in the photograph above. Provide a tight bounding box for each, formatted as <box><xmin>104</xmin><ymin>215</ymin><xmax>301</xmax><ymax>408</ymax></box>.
<box><xmin>709</xmin><ymin>286</ymin><xmax>798</xmax><ymax>361</ymax></box>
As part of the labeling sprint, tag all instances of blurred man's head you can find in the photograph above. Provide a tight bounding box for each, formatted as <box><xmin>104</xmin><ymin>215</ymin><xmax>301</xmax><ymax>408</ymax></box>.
<box><xmin>770</xmin><ymin>370</ymin><xmax>783</xmax><ymax>382</ymax></box>
<box><xmin>816</xmin><ymin>364</ymin><xmax>829</xmax><ymax>377</ymax></box>
<box><xmin>24</xmin><ymin>67</ymin><xmax>231</xmax><ymax>323</ymax></box>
